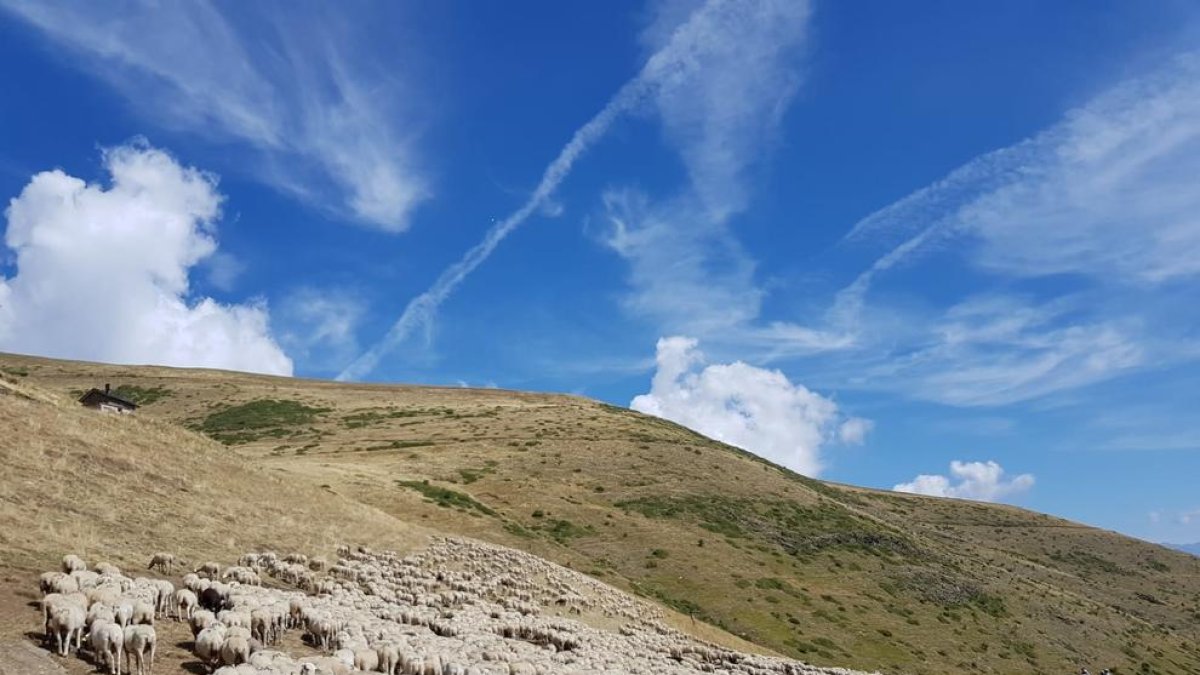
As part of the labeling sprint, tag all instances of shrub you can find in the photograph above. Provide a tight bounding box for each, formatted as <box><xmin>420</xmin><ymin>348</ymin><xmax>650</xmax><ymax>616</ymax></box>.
<box><xmin>195</xmin><ymin>399</ymin><xmax>330</xmax><ymax>445</ymax></box>
<box><xmin>112</xmin><ymin>384</ymin><xmax>173</xmax><ymax>405</ymax></box>
<box><xmin>395</xmin><ymin>480</ymin><xmax>495</xmax><ymax>516</ymax></box>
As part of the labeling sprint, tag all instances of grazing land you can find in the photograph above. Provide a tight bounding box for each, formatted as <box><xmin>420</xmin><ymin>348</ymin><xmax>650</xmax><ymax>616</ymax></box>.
<box><xmin>2</xmin><ymin>351</ymin><xmax>1199</xmax><ymax>674</ymax></box>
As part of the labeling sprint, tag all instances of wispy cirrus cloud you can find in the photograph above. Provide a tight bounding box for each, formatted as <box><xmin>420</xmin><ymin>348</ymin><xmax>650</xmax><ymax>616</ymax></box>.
<box><xmin>847</xmin><ymin>295</ymin><xmax>1145</xmax><ymax>407</ymax></box>
<box><xmin>276</xmin><ymin>287</ymin><xmax>367</xmax><ymax>376</ymax></box>
<box><xmin>339</xmin><ymin>0</ymin><xmax>815</xmax><ymax>380</ymax></box>
<box><xmin>0</xmin><ymin>1</ymin><xmax>429</xmax><ymax>230</ymax></box>
<box><xmin>600</xmin><ymin>0</ymin><xmax>815</xmax><ymax>346</ymax></box>
<box><xmin>818</xmin><ymin>51</ymin><xmax>1200</xmax><ymax>407</ymax></box>
<box><xmin>843</xmin><ymin>51</ymin><xmax>1200</xmax><ymax>289</ymax></box>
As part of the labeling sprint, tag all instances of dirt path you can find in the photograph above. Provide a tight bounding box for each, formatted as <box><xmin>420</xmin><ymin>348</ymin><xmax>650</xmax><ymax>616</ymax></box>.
<box><xmin>0</xmin><ymin>639</ymin><xmax>68</xmax><ymax>675</ymax></box>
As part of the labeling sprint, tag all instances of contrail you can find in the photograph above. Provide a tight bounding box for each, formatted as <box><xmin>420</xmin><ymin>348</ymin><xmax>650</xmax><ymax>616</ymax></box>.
<box><xmin>337</xmin><ymin>0</ymin><xmax>755</xmax><ymax>381</ymax></box>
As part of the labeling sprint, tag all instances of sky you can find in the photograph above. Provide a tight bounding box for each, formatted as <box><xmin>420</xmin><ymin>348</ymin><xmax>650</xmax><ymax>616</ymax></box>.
<box><xmin>1</xmin><ymin>1</ymin><xmax>1198</xmax><ymax>545</ymax></box>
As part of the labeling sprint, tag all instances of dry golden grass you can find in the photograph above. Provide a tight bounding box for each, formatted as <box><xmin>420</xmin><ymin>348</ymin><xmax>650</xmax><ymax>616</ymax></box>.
<box><xmin>3</xmin><ymin>351</ymin><xmax>1200</xmax><ymax>675</ymax></box>
<box><xmin>0</xmin><ymin>374</ymin><xmax>432</xmax><ymax>574</ymax></box>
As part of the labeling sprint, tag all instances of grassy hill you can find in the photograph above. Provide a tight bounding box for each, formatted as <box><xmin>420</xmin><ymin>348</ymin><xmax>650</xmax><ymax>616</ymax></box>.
<box><xmin>3</xmin><ymin>351</ymin><xmax>1199</xmax><ymax>675</ymax></box>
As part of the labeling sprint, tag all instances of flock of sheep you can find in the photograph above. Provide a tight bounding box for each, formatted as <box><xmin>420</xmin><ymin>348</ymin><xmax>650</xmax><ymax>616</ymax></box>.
<box><xmin>35</xmin><ymin>537</ymin><xmax>876</xmax><ymax>675</ymax></box>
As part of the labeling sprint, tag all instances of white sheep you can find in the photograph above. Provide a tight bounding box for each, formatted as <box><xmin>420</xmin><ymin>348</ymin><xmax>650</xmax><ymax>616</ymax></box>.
<box><xmin>131</xmin><ymin>600</ymin><xmax>156</xmax><ymax>626</ymax></box>
<box><xmin>152</xmin><ymin>579</ymin><xmax>174</xmax><ymax>618</ymax></box>
<box><xmin>122</xmin><ymin>623</ymin><xmax>156</xmax><ymax>675</ymax></box>
<box><xmin>70</xmin><ymin>569</ymin><xmax>100</xmax><ymax>589</ymax></box>
<box><xmin>94</xmin><ymin>562</ymin><xmax>121</xmax><ymax>577</ymax></box>
<box><xmin>89</xmin><ymin>620</ymin><xmax>124</xmax><ymax>675</ymax></box>
<box><xmin>190</xmin><ymin>608</ymin><xmax>217</xmax><ymax>636</ymax></box>
<box><xmin>115</xmin><ymin>601</ymin><xmax>134</xmax><ymax>628</ymax></box>
<box><xmin>86</xmin><ymin>602</ymin><xmax>115</xmax><ymax>629</ymax></box>
<box><xmin>173</xmin><ymin>588</ymin><xmax>198</xmax><ymax>620</ymax></box>
<box><xmin>195</xmin><ymin>624</ymin><xmax>228</xmax><ymax>667</ymax></box>
<box><xmin>376</xmin><ymin>642</ymin><xmax>401</xmax><ymax>674</ymax></box>
<box><xmin>44</xmin><ymin>573</ymin><xmax>79</xmax><ymax>596</ymax></box>
<box><xmin>147</xmin><ymin>552</ymin><xmax>176</xmax><ymax>574</ymax></box>
<box><xmin>41</xmin><ymin>593</ymin><xmax>86</xmax><ymax>644</ymax></box>
<box><xmin>62</xmin><ymin>554</ymin><xmax>87</xmax><ymax>574</ymax></box>
<box><xmin>220</xmin><ymin>634</ymin><xmax>251</xmax><ymax>666</ymax></box>
<box><xmin>48</xmin><ymin>604</ymin><xmax>85</xmax><ymax>656</ymax></box>
<box><xmin>353</xmin><ymin>647</ymin><xmax>380</xmax><ymax>672</ymax></box>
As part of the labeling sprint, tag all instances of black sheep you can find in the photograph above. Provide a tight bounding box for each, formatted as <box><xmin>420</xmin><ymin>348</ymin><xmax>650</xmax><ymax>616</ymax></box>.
<box><xmin>199</xmin><ymin>586</ymin><xmax>225</xmax><ymax>612</ymax></box>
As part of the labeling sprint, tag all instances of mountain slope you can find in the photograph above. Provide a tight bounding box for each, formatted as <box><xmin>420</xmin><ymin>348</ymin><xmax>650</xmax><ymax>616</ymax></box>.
<box><xmin>1168</xmin><ymin>543</ymin><xmax>1200</xmax><ymax>557</ymax></box>
<box><xmin>4</xmin><ymin>352</ymin><xmax>1200</xmax><ymax>675</ymax></box>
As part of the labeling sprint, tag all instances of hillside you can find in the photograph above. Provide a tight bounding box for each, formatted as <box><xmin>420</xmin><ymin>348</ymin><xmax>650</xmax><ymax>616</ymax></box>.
<box><xmin>2</xmin><ymin>352</ymin><xmax>1199</xmax><ymax>675</ymax></box>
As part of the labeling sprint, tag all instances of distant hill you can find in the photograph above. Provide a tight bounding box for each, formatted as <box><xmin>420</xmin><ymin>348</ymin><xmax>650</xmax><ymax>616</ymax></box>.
<box><xmin>3</xmin><ymin>351</ymin><xmax>1200</xmax><ymax>675</ymax></box>
<box><xmin>1167</xmin><ymin>542</ymin><xmax>1200</xmax><ymax>557</ymax></box>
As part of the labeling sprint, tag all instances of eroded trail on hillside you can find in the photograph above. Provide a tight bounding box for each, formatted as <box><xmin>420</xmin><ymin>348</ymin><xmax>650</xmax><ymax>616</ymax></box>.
<box><xmin>26</xmin><ymin>537</ymin><xmax>876</xmax><ymax>675</ymax></box>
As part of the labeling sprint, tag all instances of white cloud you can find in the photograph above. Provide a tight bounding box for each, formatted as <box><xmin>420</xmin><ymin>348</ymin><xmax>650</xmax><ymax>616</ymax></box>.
<box><xmin>0</xmin><ymin>1</ymin><xmax>428</xmax><ymax>230</ymax></box>
<box><xmin>847</xmin><ymin>53</ymin><xmax>1200</xmax><ymax>283</ymax></box>
<box><xmin>640</xmin><ymin>0</ymin><xmax>810</xmax><ymax>220</ymax></box>
<box><xmin>630</xmin><ymin>336</ymin><xmax>866</xmax><ymax>475</ymax></box>
<box><xmin>339</xmin><ymin>0</ymin><xmax>813</xmax><ymax>380</ymax></box>
<box><xmin>0</xmin><ymin>142</ymin><xmax>292</xmax><ymax>375</ymax></box>
<box><xmin>600</xmin><ymin>0</ymin><xmax>811</xmax><ymax>338</ymax></box>
<box><xmin>894</xmin><ymin>460</ymin><xmax>1035</xmax><ymax>502</ymax></box>
<box><xmin>203</xmin><ymin>251</ymin><xmax>245</xmax><ymax>292</ymax></box>
<box><xmin>900</xmin><ymin>295</ymin><xmax>1143</xmax><ymax>406</ymax></box>
<box><xmin>600</xmin><ymin>189</ymin><xmax>764</xmax><ymax>334</ymax></box>
<box><xmin>809</xmin><ymin>52</ymin><xmax>1200</xmax><ymax>407</ymax></box>
<box><xmin>276</xmin><ymin>287</ymin><xmax>365</xmax><ymax>374</ymax></box>
<box><xmin>838</xmin><ymin>417</ymin><xmax>873</xmax><ymax>445</ymax></box>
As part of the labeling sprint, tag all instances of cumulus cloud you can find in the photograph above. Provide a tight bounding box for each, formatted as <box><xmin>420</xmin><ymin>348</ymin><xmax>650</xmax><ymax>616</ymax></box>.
<box><xmin>630</xmin><ymin>336</ymin><xmax>867</xmax><ymax>475</ymax></box>
<box><xmin>0</xmin><ymin>1</ymin><xmax>428</xmax><ymax>230</ymax></box>
<box><xmin>894</xmin><ymin>460</ymin><xmax>1034</xmax><ymax>502</ymax></box>
<box><xmin>0</xmin><ymin>142</ymin><xmax>292</xmax><ymax>375</ymax></box>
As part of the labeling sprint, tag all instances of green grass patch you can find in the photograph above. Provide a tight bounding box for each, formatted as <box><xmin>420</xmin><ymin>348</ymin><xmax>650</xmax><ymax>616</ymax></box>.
<box><xmin>1047</xmin><ymin>550</ymin><xmax>1129</xmax><ymax>576</ymax></box>
<box><xmin>364</xmin><ymin>440</ymin><xmax>435</xmax><ymax>451</ymax></box>
<box><xmin>1145</xmin><ymin>559</ymin><xmax>1170</xmax><ymax>573</ymax></box>
<box><xmin>503</xmin><ymin>522</ymin><xmax>535</xmax><ymax>538</ymax></box>
<box><xmin>112</xmin><ymin>384</ymin><xmax>173</xmax><ymax>405</ymax></box>
<box><xmin>616</xmin><ymin>494</ymin><xmax>918</xmax><ymax>558</ymax></box>
<box><xmin>194</xmin><ymin>399</ymin><xmax>331</xmax><ymax>445</ymax></box>
<box><xmin>396</xmin><ymin>480</ymin><xmax>496</xmax><ymax>516</ymax></box>
<box><xmin>533</xmin><ymin>518</ymin><xmax>595</xmax><ymax>544</ymax></box>
<box><xmin>458</xmin><ymin>462</ymin><xmax>498</xmax><ymax>484</ymax></box>
<box><xmin>342</xmin><ymin>407</ymin><xmax>438</xmax><ymax>429</ymax></box>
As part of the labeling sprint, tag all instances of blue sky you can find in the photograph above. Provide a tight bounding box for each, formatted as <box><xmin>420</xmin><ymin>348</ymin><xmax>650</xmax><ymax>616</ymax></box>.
<box><xmin>1</xmin><ymin>1</ymin><xmax>1198</xmax><ymax>544</ymax></box>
